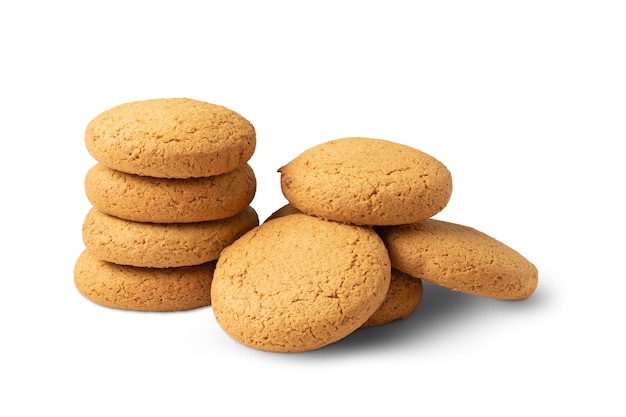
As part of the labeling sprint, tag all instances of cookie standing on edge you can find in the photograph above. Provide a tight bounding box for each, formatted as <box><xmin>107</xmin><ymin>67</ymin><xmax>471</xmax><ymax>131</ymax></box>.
<box><xmin>85</xmin><ymin>163</ymin><xmax>257</xmax><ymax>223</ymax></box>
<box><xmin>264</xmin><ymin>205</ymin><xmax>424</xmax><ymax>328</ymax></box>
<box><xmin>211</xmin><ymin>213</ymin><xmax>392</xmax><ymax>353</ymax></box>
<box><xmin>279</xmin><ymin>137</ymin><xmax>453</xmax><ymax>226</ymax></box>
<box><xmin>376</xmin><ymin>219</ymin><xmax>538</xmax><ymax>300</ymax></box>
<box><xmin>82</xmin><ymin>206</ymin><xmax>259</xmax><ymax>268</ymax></box>
<box><xmin>85</xmin><ymin>98</ymin><xmax>256</xmax><ymax>178</ymax></box>
<box><xmin>74</xmin><ymin>250</ymin><xmax>215</xmax><ymax>312</ymax></box>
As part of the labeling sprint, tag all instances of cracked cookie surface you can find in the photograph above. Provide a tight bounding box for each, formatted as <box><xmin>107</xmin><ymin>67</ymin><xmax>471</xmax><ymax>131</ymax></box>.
<box><xmin>85</xmin><ymin>98</ymin><xmax>256</xmax><ymax>178</ymax></box>
<box><xmin>265</xmin><ymin>205</ymin><xmax>424</xmax><ymax>328</ymax></box>
<box><xmin>74</xmin><ymin>250</ymin><xmax>215</xmax><ymax>312</ymax></box>
<box><xmin>376</xmin><ymin>219</ymin><xmax>538</xmax><ymax>300</ymax></box>
<box><xmin>279</xmin><ymin>137</ymin><xmax>452</xmax><ymax>225</ymax></box>
<box><xmin>82</xmin><ymin>206</ymin><xmax>259</xmax><ymax>268</ymax></box>
<box><xmin>211</xmin><ymin>213</ymin><xmax>391</xmax><ymax>352</ymax></box>
<box><xmin>85</xmin><ymin>163</ymin><xmax>256</xmax><ymax>223</ymax></box>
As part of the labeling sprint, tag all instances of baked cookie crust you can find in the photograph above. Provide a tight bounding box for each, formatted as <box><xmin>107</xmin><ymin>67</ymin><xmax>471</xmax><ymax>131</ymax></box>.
<box><xmin>85</xmin><ymin>98</ymin><xmax>256</xmax><ymax>178</ymax></box>
<box><xmin>211</xmin><ymin>213</ymin><xmax>392</xmax><ymax>352</ymax></box>
<box><xmin>279</xmin><ymin>137</ymin><xmax>452</xmax><ymax>226</ymax></box>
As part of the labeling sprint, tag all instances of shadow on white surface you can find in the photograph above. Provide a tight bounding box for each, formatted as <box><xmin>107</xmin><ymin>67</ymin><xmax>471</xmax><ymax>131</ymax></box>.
<box><xmin>302</xmin><ymin>280</ymin><xmax>549</xmax><ymax>356</ymax></box>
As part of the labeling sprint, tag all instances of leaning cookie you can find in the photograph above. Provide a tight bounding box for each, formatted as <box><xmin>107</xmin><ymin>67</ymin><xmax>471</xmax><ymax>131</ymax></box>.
<box><xmin>279</xmin><ymin>137</ymin><xmax>452</xmax><ymax>226</ymax></box>
<box><xmin>211</xmin><ymin>213</ymin><xmax>391</xmax><ymax>352</ymax></box>
<box><xmin>85</xmin><ymin>98</ymin><xmax>256</xmax><ymax>178</ymax></box>
<box><xmin>85</xmin><ymin>163</ymin><xmax>256</xmax><ymax>223</ymax></box>
<box><xmin>264</xmin><ymin>205</ymin><xmax>424</xmax><ymax>327</ymax></box>
<box><xmin>376</xmin><ymin>219</ymin><xmax>538</xmax><ymax>300</ymax></box>
<box><xmin>74</xmin><ymin>250</ymin><xmax>215</xmax><ymax>312</ymax></box>
<box><xmin>361</xmin><ymin>269</ymin><xmax>423</xmax><ymax>328</ymax></box>
<box><xmin>82</xmin><ymin>206</ymin><xmax>259</xmax><ymax>268</ymax></box>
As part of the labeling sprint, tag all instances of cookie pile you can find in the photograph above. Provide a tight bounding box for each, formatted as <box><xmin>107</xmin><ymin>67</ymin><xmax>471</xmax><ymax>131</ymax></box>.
<box><xmin>74</xmin><ymin>99</ymin><xmax>538</xmax><ymax>352</ymax></box>
<box><xmin>210</xmin><ymin>137</ymin><xmax>538</xmax><ymax>352</ymax></box>
<box><xmin>74</xmin><ymin>98</ymin><xmax>259</xmax><ymax>312</ymax></box>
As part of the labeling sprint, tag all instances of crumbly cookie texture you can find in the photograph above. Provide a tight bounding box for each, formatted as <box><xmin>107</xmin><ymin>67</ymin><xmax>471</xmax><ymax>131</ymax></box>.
<box><xmin>85</xmin><ymin>98</ymin><xmax>256</xmax><ymax>178</ymax></box>
<box><xmin>211</xmin><ymin>213</ymin><xmax>392</xmax><ymax>352</ymax></box>
<box><xmin>376</xmin><ymin>220</ymin><xmax>538</xmax><ymax>300</ymax></box>
<box><xmin>361</xmin><ymin>269</ymin><xmax>423</xmax><ymax>328</ymax></box>
<box><xmin>74</xmin><ymin>250</ymin><xmax>215</xmax><ymax>312</ymax></box>
<box><xmin>279</xmin><ymin>137</ymin><xmax>453</xmax><ymax>226</ymax></box>
<box><xmin>85</xmin><ymin>163</ymin><xmax>256</xmax><ymax>223</ymax></box>
<box><xmin>82</xmin><ymin>206</ymin><xmax>259</xmax><ymax>268</ymax></box>
<box><xmin>266</xmin><ymin>205</ymin><xmax>424</xmax><ymax>327</ymax></box>
<box><xmin>265</xmin><ymin>206</ymin><xmax>424</xmax><ymax>327</ymax></box>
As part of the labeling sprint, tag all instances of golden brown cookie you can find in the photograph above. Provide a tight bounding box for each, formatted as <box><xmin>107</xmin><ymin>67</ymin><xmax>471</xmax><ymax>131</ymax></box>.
<box><xmin>74</xmin><ymin>250</ymin><xmax>215</xmax><ymax>312</ymax></box>
<box><xmin>211</xmin><ymin>213</ymin><xmax>392</xmax><ymax>352</ymax></box>
<box><xmin>85</xmin><ymin>98</ymin><xmax>256</xmax><ymax>178</ymax></box>
<box><xmin>376</xmin><ymin>219</ymin><xmax>538</xmax><ymax>300</ymax></box>
<box><xmin>84</xmin><ymin>163</ymin><xmax>256</xmax><ymax>223</ymax></box>
<box><xmin>82</xmin><ymin>206</ymin><xmax>259</xmax><ymax>268</ymax></box>
<box><xmin>279</xmin><ymin>137</ymin><xmax>453</xmax><ymax>226</ymax></box>
<box><xmin>264</xmin><ymin>205</ymin><xmax>424</xmax><ymax>327</ymax></box>
<box><xmin>361</xmin><ymin>269</ymin><xmax>423</xmax><ymax>328</ymax></box>
<box><xmin>265</xmin><ymin>206</ymin><xmax>424</xmax><ymax>327</ymax></box>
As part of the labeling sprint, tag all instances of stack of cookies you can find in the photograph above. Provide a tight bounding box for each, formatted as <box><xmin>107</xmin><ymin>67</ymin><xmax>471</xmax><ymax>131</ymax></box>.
<box><xmin>74</xmin><ymin>98</ymin><xmax>259</xmax><ymax>312</ymax></box>
<box><xmin>210</xmin><ymin>137</ymin><xmax>538</xmax><ymax>352</ymax></box>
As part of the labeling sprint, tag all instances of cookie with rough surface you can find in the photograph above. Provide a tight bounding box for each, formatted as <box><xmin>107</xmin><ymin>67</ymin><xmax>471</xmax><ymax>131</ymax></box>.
<box><xmin>265</xmin><ymin>204</ymin><xmax>424</xmax><ymax>327</ymax></box>
<box><xmin>279</xmin><ymin>137</ymin><xmax>453</xmax><ymax>226</ymax></box>
<box><xmin>265</xmin><ymin>205</ymin><xmax>423</xmax><ymax>327</ymax></box>
<box><xmin>376</xmin><ymin>219</ymin><xmax>538</xmax><ymax>300</ymax></box>
<box><xmin>211</xmin><ymin>213</ymin><xmax>392</xmax><ymax>352</ymax></box>
<box><xmin>85</xmin><ymin>163</ymin><xmax>256</xmax><ymax>223</ymax></box>
<box><xmin>74</xmin><ymin>250</ymin><xmax>215</xmax><ymax>312</ymax></box>
<box><xmin>85</xmin><ymin>98</ymin><xmax>256</xmax><ymax>178</ymax></box>
<box><xmin>82</xmin><ymin>206</ymin><xmax>259</xmax><ymax>268</ymax></box>
<box><xmin>361</xmin><ymin>269</ymin><xmax>423</xmax><ymax>328</ymax></box>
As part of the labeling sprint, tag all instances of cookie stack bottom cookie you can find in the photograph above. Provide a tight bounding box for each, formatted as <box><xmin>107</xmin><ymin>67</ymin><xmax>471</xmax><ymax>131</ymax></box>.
<box><xmin>75</xmin><ymin>250</ymin><xmax>216</xmax><ymax>312</ymax></box>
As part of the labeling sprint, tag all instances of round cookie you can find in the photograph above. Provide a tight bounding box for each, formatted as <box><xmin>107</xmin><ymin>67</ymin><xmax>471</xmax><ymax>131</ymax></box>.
<box><xmin>85</xmin><ymin>163</ymin><xmax>256</xmax><ymax>223</ymax></box>
<box><xmin>211</xmin><ymin>213</ymin><xmax>392</xmax><ymax>352</ymax></box>
<box><xmin>74</xmin><ymin>250</ymin><xmax>215</xmax><ymax>312</ymax></box>
<box><xmin>376</xmin><ymin>219</ymin><xmax>538</xmax><ymax>300</ymax></box>
<box><xmin>85</xmin><ymin>98</ymin><xmax>256</xmax><ymax>178</ymax></box>
<box><xmin>361</xmin><ymin>269</ymin><xmax>424</xmax><ymax>328</ymax></box>
<box><xmin>279</xmin><ymin>137</ymin><xmax>453</xmax><ymax>226</ymax></box>
<box><xmin>82</xmin><ymin>206</ymin><xmax>259</xmax><ymax>268</ymax></box>
<box><xmin>265</xmin><ymin>205</ymin><xmax>424</xmax><ymax>328</ymax></box>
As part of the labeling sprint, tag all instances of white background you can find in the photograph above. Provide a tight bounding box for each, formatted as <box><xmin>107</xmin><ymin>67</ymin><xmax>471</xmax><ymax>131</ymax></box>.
<box><xmin>1</xmin><ymin>1</ymin><xmax>624</xmax><ymax>415</ymax></box>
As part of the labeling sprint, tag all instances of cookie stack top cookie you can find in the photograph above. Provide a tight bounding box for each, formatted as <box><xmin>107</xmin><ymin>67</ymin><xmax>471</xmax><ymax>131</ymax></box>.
<box><xmin>279</xmin><ymin>137</ymin><xmax>453</xmax><ymax>226</ymax></box>
<box><xmin>85</xmin><ymin>98</ymin><xmax>256</xmax><ymax>179</ymax></box>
